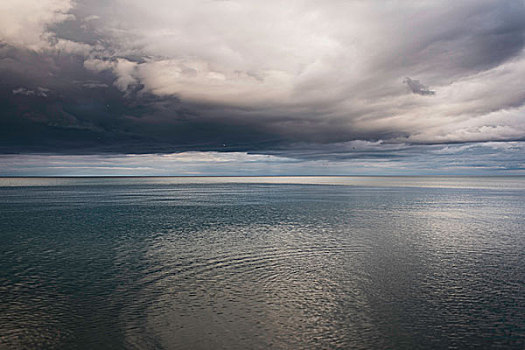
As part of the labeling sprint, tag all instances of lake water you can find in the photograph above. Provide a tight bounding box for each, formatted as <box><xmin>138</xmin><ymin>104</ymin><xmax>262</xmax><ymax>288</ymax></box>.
<box><xmin>1</xmin><ymin>176</ymin><xmax>524</xmax><ymax>349</ymax></box>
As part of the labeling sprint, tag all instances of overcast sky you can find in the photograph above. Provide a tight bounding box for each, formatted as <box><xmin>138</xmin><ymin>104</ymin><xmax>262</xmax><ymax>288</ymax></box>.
<box><xmin>1</xmin><ymin>0</ymin><xmax>524</xmax><ymax>175</ymax></box>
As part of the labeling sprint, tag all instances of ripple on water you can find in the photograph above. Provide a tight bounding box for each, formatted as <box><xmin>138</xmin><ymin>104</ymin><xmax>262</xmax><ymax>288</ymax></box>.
<box><xmin>1</xmin><ymin>180</ymin><xmax>524</xmax><ymax>349</ymax></box>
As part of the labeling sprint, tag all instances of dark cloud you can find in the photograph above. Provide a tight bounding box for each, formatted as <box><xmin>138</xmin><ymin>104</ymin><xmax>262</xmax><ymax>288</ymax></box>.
<box><xmin>403</xmin><ymin>77</ymin><xmax>435</xmax><ymax>96</ymax></box>
<box><xmin>0</xmin><ymin>49</ymin><xmax>283</xmax><ymax>154</ymax></box>
<box><xmin>1</xmin><ymin>0</ymin><xmax>525</xmax><ymax>166</ymax></box>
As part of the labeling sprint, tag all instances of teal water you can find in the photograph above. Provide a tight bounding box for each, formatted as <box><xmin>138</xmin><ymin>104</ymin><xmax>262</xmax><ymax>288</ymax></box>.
<box><xmin>1</xmin><ymin>177</ymin><xmax>524</xmax><ymax>349</ymax></box>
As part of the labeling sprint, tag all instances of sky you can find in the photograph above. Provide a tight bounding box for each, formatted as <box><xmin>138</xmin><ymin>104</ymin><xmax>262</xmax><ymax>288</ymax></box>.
<box><xmin>1</xmin><ymin>0</ymin><xmax>524</xmax><ymax>175</ymax></box>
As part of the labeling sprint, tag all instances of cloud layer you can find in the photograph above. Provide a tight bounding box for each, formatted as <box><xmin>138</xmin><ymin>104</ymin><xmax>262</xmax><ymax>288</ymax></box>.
<box><xmin>1</xmin><ymin>0</ymin><xmax>525</xmax><ymax>173</ymax></box>
<box><xmin>1</xmin><ymin>141</ymin><xmax>524</xmax><ymax>176</ymax></box>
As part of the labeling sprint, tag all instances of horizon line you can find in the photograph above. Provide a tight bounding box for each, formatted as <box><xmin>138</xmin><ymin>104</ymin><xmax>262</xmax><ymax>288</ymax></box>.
<box><xmin>1</xmin><ymin>174</ymin><xmax>524</xmax><ymax>178</ymax></box>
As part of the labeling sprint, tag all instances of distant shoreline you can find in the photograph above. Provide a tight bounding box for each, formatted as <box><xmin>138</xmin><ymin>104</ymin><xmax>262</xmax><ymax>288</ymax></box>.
<box><xmin>1</xmin><ymin>175</ymin><xmax>524</xmax><ymax>178</ymax></box>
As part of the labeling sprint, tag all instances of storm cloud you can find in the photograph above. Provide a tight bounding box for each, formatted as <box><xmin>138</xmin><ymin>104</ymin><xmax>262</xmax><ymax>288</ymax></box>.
<box><xmin>1</xmin><ymin>0</ymin><xmax>525</xmax><ymax>173</ymax></box>
<box><xmin>404</xmin><ymin>78</ymin><xmax>435</xmax><ymax>96</ymax></box>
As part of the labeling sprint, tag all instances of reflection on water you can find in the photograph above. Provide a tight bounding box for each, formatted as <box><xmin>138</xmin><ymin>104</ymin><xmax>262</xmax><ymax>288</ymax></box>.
<box><xmin>1</xmin><ymin>177</ymin><xmax>524</xmax><ymax>349</ymax></box>
<box><xmin>2</xmin><ymin>175</ymin><xmax>525</xmax><ymax>190</ymax></box>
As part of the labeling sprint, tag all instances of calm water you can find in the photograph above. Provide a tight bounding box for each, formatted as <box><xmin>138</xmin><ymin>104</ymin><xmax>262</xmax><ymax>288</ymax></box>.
<box><xmin>1</xmin><ymin>177</ymin><xmax>524</xmax><ymax>349</ymax></box>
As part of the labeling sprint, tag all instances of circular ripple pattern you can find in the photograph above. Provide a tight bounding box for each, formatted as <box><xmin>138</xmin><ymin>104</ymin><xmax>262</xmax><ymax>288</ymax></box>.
<box><xmin>1</xmin><ymin>178</ymin><xmax>524</xmax><ymax>349</ymax></box>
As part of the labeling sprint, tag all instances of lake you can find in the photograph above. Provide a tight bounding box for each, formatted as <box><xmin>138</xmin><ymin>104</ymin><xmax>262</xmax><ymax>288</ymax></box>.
<box><xmin>1</xmin><ymin>176</ymin><xmax>524</xmax><ymax>349</ymax></box>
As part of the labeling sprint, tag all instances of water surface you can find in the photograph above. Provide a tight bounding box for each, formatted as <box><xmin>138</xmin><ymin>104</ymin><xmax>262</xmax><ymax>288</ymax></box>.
<box><xmin>1</xmin><ymin>177</ymin><xmax>524</xmax><ymax>349</ymax></box>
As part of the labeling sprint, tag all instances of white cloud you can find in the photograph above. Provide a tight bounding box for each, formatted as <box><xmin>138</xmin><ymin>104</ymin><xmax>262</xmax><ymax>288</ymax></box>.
<box><xmin>12</xmin><ymin>87</ymin><xmax>50</xmax><ymax>97</ymax></box>
<box><xmin>0</xmin><ymin>0</ymin><xmax>74</xmax><ymax>51</ymax></box>
<box><xmin>84</xmin><ymin>58</ymin><xmax>138</xmax><ymax>91</ymax></box>
<box><xmin>137</xmin><ymin>59</ymin><xmax>294</xmax><ymax>105</ymax></box>
<box><xmin>73</xmin><ymin>0</ymin><xmax>525</xmax><ymax>145</ymax></box>
<box><xmin>84</xmin><ymin>58</ymin><xmax>114</xmax><ymax>72</ymax></box>
<box><xmin>52</xmin><ymin>38</ymin><xmax>92</xmax><ymax>55</ymax></box>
